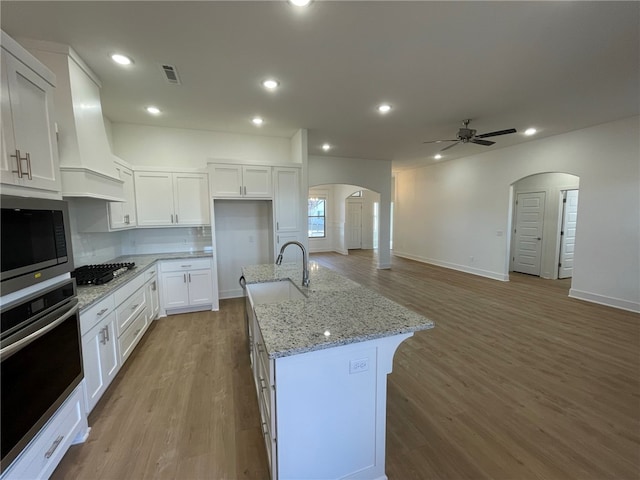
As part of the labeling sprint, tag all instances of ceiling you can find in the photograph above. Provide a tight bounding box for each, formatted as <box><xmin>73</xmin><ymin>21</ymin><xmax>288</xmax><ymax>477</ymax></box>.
<box><xmin>2</xmin><ymin>1</ymin><xmax>638</xmax><ymax>169</ymax></box>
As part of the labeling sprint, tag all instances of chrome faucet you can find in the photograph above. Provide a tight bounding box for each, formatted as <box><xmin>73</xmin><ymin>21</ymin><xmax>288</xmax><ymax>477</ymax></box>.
<box><xmin>276</xmin><ymin>241</ymin><xmax>310</xmax><ymax>287</ymax></box>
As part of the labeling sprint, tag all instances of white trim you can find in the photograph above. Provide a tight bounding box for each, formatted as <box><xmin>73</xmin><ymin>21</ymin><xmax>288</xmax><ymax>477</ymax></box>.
<box><xmin>569</xmin><ymin>288</ymin><xmax>640</xmax><ymax>313</ymax></box>
<box><xmin>393</xmin><ymin>251</ymin><xmax>509</xmax><ymax>281</ymax></box>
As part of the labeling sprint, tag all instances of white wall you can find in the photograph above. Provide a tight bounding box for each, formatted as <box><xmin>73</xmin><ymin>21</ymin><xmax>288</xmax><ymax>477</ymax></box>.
<box><xmin>511</xmin><ymin>172</ymin><xmax>580</xmax><ymax>279</ymax></box>
<box><xmin>309</xmin><ymin>156</ymin><xmax>392</xmax><ymax>268</ymax></box>
<box><xmin>394</xmin><ymin>116</ymin><xmax>640</xmax><ymax>312</ymax></box>
<box><xmin>111</xmin><ymin>123</ymin><xmax>293</xmax><ymax>168</ymax></box>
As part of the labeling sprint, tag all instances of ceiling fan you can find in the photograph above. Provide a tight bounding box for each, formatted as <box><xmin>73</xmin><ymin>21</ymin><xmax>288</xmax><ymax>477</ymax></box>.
<box><xmin>424</xmin><ymin>119</ymin><xmax>517</xmax><ymax>152</ymax></box>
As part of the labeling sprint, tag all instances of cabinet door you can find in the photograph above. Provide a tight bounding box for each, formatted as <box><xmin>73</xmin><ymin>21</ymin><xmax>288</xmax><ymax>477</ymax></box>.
<box><xmin>274</xmin><ymin>168</ymin><xmax>300</xmax><ymax>232</ymax></box>
<box><xmin>121</xmin><ymin>167</ymin><xmax>137</xmax><ymax>226</ymax></box>
<box><xmin>173</xmin><ymin>173</ymin><xmax>210</xmax><ymax>225</ymax></box>
<box><xmin>243</xmin><ymin>166</ymin><xmax>272</xmax><ymax>198</ymax></box>
<box><xmin>187</xmin><ymin>269</ymin><xmax>213</xmax><ymax>305</ymax></box>
<box><xmin>135</xmin><ymin>172</ymin><xmax>175</xmax><ymax>226</ymax></box>
<box><xmin>82</xmin><ymin>313</ymin><xmax>119</xmax><ymax>413</ymax></box>
<box><xmin>148</xmin><ymin>278</ymin><xmax>160</xmax><ymax>319</ymax></box>
<box><xmin>276</xmin><ymin>232</ymin><xmax>303</xmax><ymax>263</ymax></box>
<box><xmin>210</xmin><ymin>165</ymin><xmax>242</xmax><ymax>198</ymax></box>
<box><xmin>1</xmin><ymin>52</ymin><xmax>20</xmax><ymax>186</ymax></box>
<box><xmin>161</xmin><ymin>271</ymin><xmax>190</xmax><ymax>309</ymax></box>
<box><xmin>108</xmin><ymin>165</ymin><xmax>127</xmax><ymax>229</ymax></box>
<box><xmin>1</xmin><ymin>50</ymin><xmax>60</xmax><ymax>192</ymax></box>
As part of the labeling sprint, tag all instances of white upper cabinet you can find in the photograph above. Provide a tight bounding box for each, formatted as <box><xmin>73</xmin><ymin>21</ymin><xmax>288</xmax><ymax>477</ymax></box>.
<box><xmin>108</xmin><ymin>163</ymin><xmax>136</xmax><ymax>229</ymax></box>
<box><xmin>210</xmin><ymin>164</ymin><xmax>272</xmax><ymax>198</ymax></box>
<box><xmin>274</xmin><ymin>167</ymin><xmax>300</xmax><ymax>233</ymax></box>
<box><xmin>0</xmin><ymin>32</ymin><xmax>60</xmax><ymax>194</ymax></box>
<box><xmin>135</xmin><ymin>171</ymin><xmax>209</xmax><ymax>227</ymax></box>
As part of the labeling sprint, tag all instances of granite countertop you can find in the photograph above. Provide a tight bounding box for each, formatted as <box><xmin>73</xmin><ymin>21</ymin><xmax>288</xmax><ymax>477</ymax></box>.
<box><xmin>242</xmin><ymin>261</ymin><xmax>434</xmax><ymax>359</ymax></box>
<box><xmin>76</xmin><ymin>251</ymin><xmax>213</xmax><ymax>311</ymax></box>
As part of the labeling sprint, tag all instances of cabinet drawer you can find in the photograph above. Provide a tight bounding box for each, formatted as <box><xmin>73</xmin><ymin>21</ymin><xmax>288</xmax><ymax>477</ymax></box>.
<box><xmin>113</xmin><ymin>273</ymin><xmax>146</xmax><ymax>306</ymax></box>
<box><xmin>145</xmin><ymin>267</ymin><xmax>157</xmax><ymax>281</ymax></box>
<box><xmin>80</xmin><ymin>295</ymin><xmax>115</xmax><ymax>335</ymax></box>
<box><xmin>258</xmin><ymin>393</ymin><xmax>274</xmax><ymax>473</ymax></box>
<box><xmin>161</xmin><ymin>258</ymin><xmax>211</xmax><ymax>272</ymax></box>
<box><xmin>116</xmin><ymin>288</ymin><xmax>146</xmax><ymax>337</ymax></box>
<box><xmin>118</xmin><ymin>308</ymin><xmax>148</xmax><ymax>363</ymax></box>
<box><xmin>257</xmin><ymin>357</ymin><xmax>273</xmax><ymax>425</ymax></box>
<box><xmin>5</xmin><ymin>386</ymin><xmax>84</xmax><ymax>480</ymax></box>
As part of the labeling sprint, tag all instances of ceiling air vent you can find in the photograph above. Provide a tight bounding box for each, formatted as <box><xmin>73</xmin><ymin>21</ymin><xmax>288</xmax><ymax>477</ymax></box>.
<box><xmin>160</xmin><ymin>64</ymin><xmax>181</xmax><ymax>85</ymax></box>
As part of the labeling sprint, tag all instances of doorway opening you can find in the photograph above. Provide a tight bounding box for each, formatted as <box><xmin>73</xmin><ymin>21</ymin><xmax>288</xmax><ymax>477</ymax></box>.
<box><xmin>509</xmin><ymin>172</ymin><xmax>580</xmax><ymax>280</ymax></box>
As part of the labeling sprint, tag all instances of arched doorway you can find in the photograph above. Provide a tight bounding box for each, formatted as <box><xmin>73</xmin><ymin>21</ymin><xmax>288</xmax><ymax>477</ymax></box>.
<box><xmin>509</xmin><ymin>172</ymin><xmax>580</xmax><ymax>280</ymax></box>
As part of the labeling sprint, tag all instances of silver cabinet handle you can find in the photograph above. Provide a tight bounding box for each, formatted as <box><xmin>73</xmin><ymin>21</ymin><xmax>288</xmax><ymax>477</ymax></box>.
<box><xmin>240</xmin><ymin>186</ymin><xmax>242</xmax><ymax>195</ymax></box>
<box><xmin>183</xmin><ymin>273</ymin><xmax>187</xmax><ymax>283</ymax></box>
<box><xmin>97</xmin><ymin>308</ymin><xmax>109</xmax><ymax>317</ymax></box>
<box><xmin>176</xmin><ymin>214</ymin><xmax>179</xmax><ymax>223</ymax></box>
<box><xmin>44</xmin><ymin>435</ymin><xmax>64</xmax><ymax>459</ymax></box>
<box><xmin>124</xmin><ymin>214</ymin><xmax>130</xmax><ymax>224</ymax></box>
<box><xmin>188</xmin><ymin>273</ymin><xmax>191</xmax><ymax>282</ymax></box>
<box><xmin>261</xmin><ymin>422</ymin><xmax>268</xmax><ymax>436</ymax></box>
<box><xmin>181</xmin><ymin>264</ymin><xmax>192</xmax><ymax>268</ymax></box>
<box><xmin>25</xmin><ymin>152</ymin><xmax>32</xmax><ymax>180</ymax></box>
<box><xmin>170</xmin><ymin>214</ymin><xmax>174</xmax><ymax>223</ymax></box>
<box><xmin>10</xmin><ymin>149</ymin><xmax>24</xmax><ymax>177</ymax></box>
<box><xmin>105</xmin><ymin>325</ymin><xmax>110</xmax><ymax>342</ymax></box>
<box><xmin>99</xmin><ymin>327</ymin><xmax>106</xmax><ymax>345</ymax></box>
<box><xmin>259</xmin><ymin>376</ymin><xmax>267</xmax><ymax>391</ymax></box>
<box><xmin>277</xmin><ymin>221</ymin><xmax>279</xmax><ymax>230</ymax></box>
<box><xmin>131</xmin><ymin>303</ymin><xmax>139</xmax><ymax>311</ymax></box>
<box><xmin>244</xmin><ymin>186</ymin><xmax>247</xmax><ymax>195</ymax></box>
<box><xmin>151</xmin><ymin>281</ymin><xmax>156</xmax><ymax>291</ymax></box>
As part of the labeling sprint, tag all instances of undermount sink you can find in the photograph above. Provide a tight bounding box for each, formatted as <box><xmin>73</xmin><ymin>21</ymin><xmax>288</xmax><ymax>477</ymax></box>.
<box><xmin>247</xmin><ymin>279</ymin><xmax>307</xmax><ymax>305</ymax></box>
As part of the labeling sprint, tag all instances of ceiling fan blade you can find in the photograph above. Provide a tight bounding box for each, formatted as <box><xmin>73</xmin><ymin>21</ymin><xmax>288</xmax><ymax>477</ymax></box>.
<box><xmin>471</xmin><ymin>138</ymin><xmax>495</xmax><ymax>146</ymax></box>
<box><xmin>440</xmin><ymin>141</ymin><xmax>461</xmax><ymax>152</ymax></box>
<box><xmin>423</xmin><ymin>139</ymin><xmax>458</xmax><ymax>144</ymax></box>
<box><xmin>476</xmin><ymin>128</ymin><xmax>517</xmax><ymax>138</ymax></box>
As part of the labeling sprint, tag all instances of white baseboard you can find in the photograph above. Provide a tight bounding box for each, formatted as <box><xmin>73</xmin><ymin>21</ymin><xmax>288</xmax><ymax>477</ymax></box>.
<box><xmin>392</xmin><ymin>251</ymin><xmax>509</xmax><ymax>281</ymax></box>
<box><xmin>569</xmin><ymin>288</ymin><xmax>640</xmax><ymax>313</ymax></box>
<box><xmin>219</xmin><ymin>287</ymin><xmax>244</xmax><ymax>300</ymax></box>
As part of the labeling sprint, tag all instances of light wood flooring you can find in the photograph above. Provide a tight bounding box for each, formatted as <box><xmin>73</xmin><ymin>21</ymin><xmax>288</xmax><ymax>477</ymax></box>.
<box><xmin>53</xmin><ymin>250</ymin><xmax>640</xmax><ymax>479</ymax></box>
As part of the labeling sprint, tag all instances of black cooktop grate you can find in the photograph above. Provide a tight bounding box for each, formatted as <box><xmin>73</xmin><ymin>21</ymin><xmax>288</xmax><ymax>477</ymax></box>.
<box><xmin>72</xmin><ymin>262</ymin><xmax>136</xmax><ymax>286</ymax></box>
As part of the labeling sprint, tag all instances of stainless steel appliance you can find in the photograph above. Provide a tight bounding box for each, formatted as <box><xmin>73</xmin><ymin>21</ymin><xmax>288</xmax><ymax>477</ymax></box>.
<box><xmin>1</xmin><ymin>195</ymin><xmax>74</xmax><ymax>295</ymax></box>
<box><xmin>72</xmin><ymin>262</ymin><xmax>136</xmax><ymax>285</ymax></box>
<box><xmin>0</xmin><ymin>279</ymin><xmax>82</xmax><ymax>472</ymax></box>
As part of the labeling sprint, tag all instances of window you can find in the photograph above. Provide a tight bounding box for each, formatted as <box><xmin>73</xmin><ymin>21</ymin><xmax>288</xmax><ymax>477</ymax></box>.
<box><xmin>350</xmin><ymin>191</ymin><xmax>362</xmax><ymax>197</ymax></box>
<box><xmin>308</xmin><ymin>197</ymin><xmax>326</xmax><ymax>238</ymax></box>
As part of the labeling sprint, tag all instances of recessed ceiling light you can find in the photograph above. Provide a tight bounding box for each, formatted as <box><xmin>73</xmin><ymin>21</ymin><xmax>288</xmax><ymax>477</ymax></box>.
<box><xmin>434</xmin><ymin>154</ymin><xmax>442</xmax><ymax>160</ymax></box>
<box><xmin>262</xmin><ymin>79</ymin><xmax>280</xmax><ymax>90</ymax></box>
<box><xmin>524</xmin><ymin>127</ymin><xmax>537</xmax><ymax>136</ymax></box>
<box><xmin>289</xmin><ymin>0</ymin><xmax>312</xmax><ymax>6</ymax></box>
<box><xmin>145</xmin><ymin>106</ymin><xmax>161</xmax><ymax>115</ymax></box>
<box><xmin>111</xmin><ymin>53</ymin><xmax>133</xmax><ymax>65</ymax></box>
<box><xmin>252</xmin><ymin>117</ymin><xmax>264</xmax><ymax>126</ymax></box>
<box><xmin>377</xmin><ymin>104</ymin><xmax>392</xmax><ymax>114</ymax></box>
<box><xmin>322</xmin><ymin>143</ymin><xmax>331</xmax><ymax>151</ymax></box>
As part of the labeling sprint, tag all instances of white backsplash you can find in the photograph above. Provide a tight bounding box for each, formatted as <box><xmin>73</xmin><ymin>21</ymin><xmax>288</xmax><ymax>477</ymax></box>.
<box><xmin>122</xmin><ymin>227</ymin><xmax>212</xmax><ymax>255</ymax></box>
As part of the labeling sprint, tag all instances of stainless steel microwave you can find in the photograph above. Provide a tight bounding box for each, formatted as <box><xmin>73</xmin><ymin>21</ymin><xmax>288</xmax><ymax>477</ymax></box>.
<box><xmin>1</xmin><ymin>195</ymin><xmax>74</xmax><ymax>295</ymax></box>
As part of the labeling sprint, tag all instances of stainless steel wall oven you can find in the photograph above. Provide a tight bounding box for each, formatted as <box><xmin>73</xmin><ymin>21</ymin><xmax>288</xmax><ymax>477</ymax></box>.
<box><xmin>1</xmin><ymin>195</ymin><xmax>74</xmax><ymax>295</ymax></box>
<box><xmin>0</xmin><ymin>279</ymin><xmax>82</xmax><ymax>472</ymax></box>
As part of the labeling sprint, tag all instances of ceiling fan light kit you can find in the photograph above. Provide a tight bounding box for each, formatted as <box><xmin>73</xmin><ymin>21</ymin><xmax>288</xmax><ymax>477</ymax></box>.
<box><xmin>424</xmin><ymin>119</ymin><xmax>517</xmax><ymax>154</ymax></box>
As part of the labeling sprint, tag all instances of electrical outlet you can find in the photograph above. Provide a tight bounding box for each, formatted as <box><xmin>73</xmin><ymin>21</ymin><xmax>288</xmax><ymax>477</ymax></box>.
<box><xmin>349</xmin><ymin>358</ymin><xmax>369</xmax><ymax>374</ymax></box>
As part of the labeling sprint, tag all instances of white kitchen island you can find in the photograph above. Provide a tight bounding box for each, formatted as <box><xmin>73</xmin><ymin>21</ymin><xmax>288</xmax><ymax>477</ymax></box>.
<box><xmin>242</xmin><ymin>262</ymin><xmax>434</xmax><ymax>480</ymax></box>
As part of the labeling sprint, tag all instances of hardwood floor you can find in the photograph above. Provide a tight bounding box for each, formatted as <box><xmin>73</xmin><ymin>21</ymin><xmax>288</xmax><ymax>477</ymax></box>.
<box><xmin>53</xmin><ymin>251</ymin><xmax>640</xmax><ymax>479</ymax></box>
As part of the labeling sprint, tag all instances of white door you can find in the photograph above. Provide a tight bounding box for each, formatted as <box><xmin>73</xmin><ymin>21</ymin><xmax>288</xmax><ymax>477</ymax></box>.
<box><xmin>559</xmin><ymin>190</ymin><xmax>579</xmax><ymax>279</ymax></box>
<box><xmin>346</xmin><ymin>202</ymin><xmax>362</xmax><ymax>249</ymax></box>
<box><xmin>135</xmin><ymin>172</ymin><xmax>175</xmax><ymax>226</ymax></box>
<box><xmin>274</xmin><ymin>168</ymin><xmax>300</xmax><ymax>232</ymax></box>
<box><xmin>243</xmin><ymin>166</ymin><xmax>272</xmax><ymax>197</ymax></box>
<box><xmin>173</xmin><ymin>173</ymin><xmax>209</xmax><ymax>225</ymax></box>
<box><xmin>2</xmin><ymin>51</ymin><xmax>60</xmax><ymax>192</ymax></box>
<box><xmin>513</xmin><ymin>192</ymin><xmax>545</xmax><ymax>276</ymax></box>
<box><xmin>188</xmin><ymin>269</ymin><xmax>213</xmax><ymax>305</ymax></box>
<box><xmin>210</xmin><ymin>165</ymin><xmax>242</xmax><ymax>198</ymax></box>
<box><xmin>161</xmin><ymin>272</ymin><xmax>190</xmax><ymax>309</ymax></box>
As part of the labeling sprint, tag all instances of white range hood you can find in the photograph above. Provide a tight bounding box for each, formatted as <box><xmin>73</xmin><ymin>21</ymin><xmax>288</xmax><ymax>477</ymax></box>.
<box><xmin>17</xmin><ymin>38</ymin><xmax>124</xmax><ymax>201</ymax></box>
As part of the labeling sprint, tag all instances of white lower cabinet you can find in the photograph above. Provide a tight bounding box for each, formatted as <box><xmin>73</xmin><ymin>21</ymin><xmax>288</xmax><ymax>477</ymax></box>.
<box><xmin>159</xmin><ymin>258</ymin><xmax>217</xmax><ymax>315</ymax></box>
<box><xmin>81</xmin><ymin>310</ymin><xmax>119</xmax><ymax>414</ymax></box>
<box><xmin>145</xmin><ymin>268</ymin><xmax>160</xmax><ymax>320</ymax></box>
<box><xmin>1</xmin><ymin>385</ymin><xmax>87</xmax><ymax>480</ymax></box>
<box><xmin>80</xmin><ymin>267</ymin><xmax>153</xmax><ymax>414</ymax></box>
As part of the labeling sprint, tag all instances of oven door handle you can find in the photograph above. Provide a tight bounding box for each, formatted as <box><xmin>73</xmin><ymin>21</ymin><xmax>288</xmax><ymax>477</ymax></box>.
<box><xmin>0</xmin><ymin>300</ymin><xmax>79</xmax><ymax>359</ymax></box>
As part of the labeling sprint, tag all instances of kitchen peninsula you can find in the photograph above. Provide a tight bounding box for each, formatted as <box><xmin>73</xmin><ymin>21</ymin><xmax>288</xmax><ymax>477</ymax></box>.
<box><xmin>242</xmin><ymin>261</ymin><xmax>434</xmax><ymax>480</ymax></box>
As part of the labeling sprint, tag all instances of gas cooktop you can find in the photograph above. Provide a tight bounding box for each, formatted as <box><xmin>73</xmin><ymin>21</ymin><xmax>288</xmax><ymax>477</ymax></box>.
<box><xmin>72</xmin><ymin>262</ymin><xmax>136</xmax><ymax>286</ymax></box>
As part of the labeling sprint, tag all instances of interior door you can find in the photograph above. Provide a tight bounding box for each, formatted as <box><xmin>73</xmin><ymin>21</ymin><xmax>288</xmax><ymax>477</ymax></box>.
<box><xmin>513</xmin><ymin>192</ymin><xmax>545</xmax><ymax>275</ymax></box>
<box><xmin>558</xmin><ymin>190</ymin><xmax>579</xmax><ymax>279</ymax></box>
<box><xmin>346</xmin><ymin>202</ymin><xmax>362</xmax><ymax>250</ymax></box>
